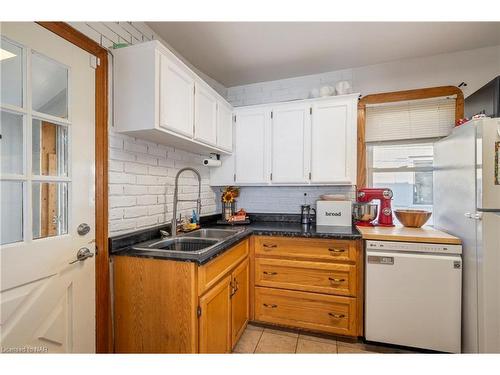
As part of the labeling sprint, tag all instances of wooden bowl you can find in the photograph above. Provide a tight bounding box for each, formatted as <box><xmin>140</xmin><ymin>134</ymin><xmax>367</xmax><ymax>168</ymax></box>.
<box><xmin>394</xmin><ymin>209</ymin><xmax>432</xmax><ymax>228</ymax></box>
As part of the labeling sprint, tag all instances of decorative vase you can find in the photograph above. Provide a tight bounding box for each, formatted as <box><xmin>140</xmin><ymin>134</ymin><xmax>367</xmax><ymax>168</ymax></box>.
<box><xmin>222</xmin><ymin>201</ymin><xmax>236</xmax><ymax>221</ymax></box>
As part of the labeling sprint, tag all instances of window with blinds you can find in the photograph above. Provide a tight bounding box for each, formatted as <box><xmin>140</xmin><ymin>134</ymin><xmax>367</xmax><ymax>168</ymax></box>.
<box><xmin>365</xmin><ymin>96</ymin><xmax>456</xmax><ymax>143</ymax></box>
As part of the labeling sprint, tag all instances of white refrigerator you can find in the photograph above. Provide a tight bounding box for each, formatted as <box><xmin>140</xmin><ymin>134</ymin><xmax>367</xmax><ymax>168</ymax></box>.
<box><xmin>434</xmin><ymin>118</ymin><xmax>500</xmax><ymax>353</ymax></box>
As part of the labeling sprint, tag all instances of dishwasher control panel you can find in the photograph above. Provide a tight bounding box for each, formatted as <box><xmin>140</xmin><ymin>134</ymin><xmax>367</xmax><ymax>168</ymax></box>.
<box><xmin>366</xmin><ymin>240</ymin><xmax>462</xmax><ymax>255</ymax></box>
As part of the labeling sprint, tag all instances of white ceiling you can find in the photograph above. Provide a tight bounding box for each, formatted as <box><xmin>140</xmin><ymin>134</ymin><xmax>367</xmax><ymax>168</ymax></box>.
<box><xmin>147</xmin><ymin>22</ymin><xmax>500</xmax><ymax>87</ymax></box>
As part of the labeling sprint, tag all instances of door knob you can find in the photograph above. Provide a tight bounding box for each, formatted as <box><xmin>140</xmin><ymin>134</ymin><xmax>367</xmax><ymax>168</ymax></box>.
<box><xmin>69</xmin><ymin>247</ymin><xmax>94</xmax><ymax>264</ymax></box>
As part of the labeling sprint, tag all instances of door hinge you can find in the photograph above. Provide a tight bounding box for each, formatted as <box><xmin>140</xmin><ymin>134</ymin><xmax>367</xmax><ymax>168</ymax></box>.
<box><xmin>310</xmin><ymin>107</ymin><xmax>312</xmax><ymax>115</ymax></box>
<box><xmin>309</xmin><ymin>172</ymin><xmax>312</xmax><ymax>180</ymax></box>
<box><xmin>271</xmin><ymin>111</ymin><xmax>273</xmax><ymax>119</ymax></box>
<box><xmin>270</xmin><ymin>173</ymin><xmax>273</xmax><ymax>181</ymax></box>
<box><xmin>233</xmin><ymin>173</ymin><xmax>236</xmax><ymax>182</ymax></box>
<box><xmin>197</xmin><ymin>306</ymin><xmax>202</xmax><ymax>317</ymax></box>
<box><xmin>89</xmin><ymin>55</ymin><xmax>99</xmax><ymax>69</ymax></box>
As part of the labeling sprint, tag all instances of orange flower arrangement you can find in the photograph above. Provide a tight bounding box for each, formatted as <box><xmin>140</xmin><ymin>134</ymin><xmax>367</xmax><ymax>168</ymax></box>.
<box><xmin>221</xmin><ymin>186</ymin><xmax>240</xmax><ymax>203</ymax></box>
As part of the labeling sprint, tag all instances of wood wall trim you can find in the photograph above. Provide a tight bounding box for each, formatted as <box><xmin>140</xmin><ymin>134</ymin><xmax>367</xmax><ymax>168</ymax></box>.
<box><xmin>36</xmin><ymin>22</ymin><xmax>111</xmax><ymax>353</ymax></box>
<box><xmin>356</xmin><ymin>85</ymin><xmax>464</xmax><ymax>187</ymax></box>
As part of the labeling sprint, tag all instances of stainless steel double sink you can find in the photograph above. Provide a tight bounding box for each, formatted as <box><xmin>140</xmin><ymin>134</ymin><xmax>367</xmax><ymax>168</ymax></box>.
<box><xmin>131</xmin><ymin>228</ymin><xmax>244</xmax><ymax>254</ymax></box>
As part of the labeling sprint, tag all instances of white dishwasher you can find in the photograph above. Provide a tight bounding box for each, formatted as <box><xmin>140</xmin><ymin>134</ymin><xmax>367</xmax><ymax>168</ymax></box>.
<box><xmin>365</xmin><ymin>240</ymin><xmax>462</xmax><ymax>353</ymax></box>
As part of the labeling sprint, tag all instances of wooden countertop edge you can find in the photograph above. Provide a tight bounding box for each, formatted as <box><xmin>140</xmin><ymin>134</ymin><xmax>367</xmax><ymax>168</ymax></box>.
<box><xmin>356</xmin><ymin>226</ymin><xmax>462</xmax><ymax>245</ymax></box>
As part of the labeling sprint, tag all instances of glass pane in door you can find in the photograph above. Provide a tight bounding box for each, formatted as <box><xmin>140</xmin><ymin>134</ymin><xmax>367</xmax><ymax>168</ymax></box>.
<box><xmin>0</xmin><ymin>181</ymin><xmax>24</xmax><ymax>245</ymax></box>
<box><xmin>32</xmin><ymin>181</ymin><xmax>68</xmax><ymax>239</ymax></box>
<box><xmin>32</xmin><ymin>118</ymin><xmax>68</xmax><ymax>176</ymax></box>
<box><xmin>31</xmin><ymin>52</ymin><xmax>68</xmax><ymax>119</ymax></box>
<box><xmin>1</xmin><ymin>111</ymin><xmax>24</xmax><ymax>175</ymax></box>
<box><xmin>0</xmin><ymin>38</ymin><xmax>23</xmax><ymax>108</ymax></box>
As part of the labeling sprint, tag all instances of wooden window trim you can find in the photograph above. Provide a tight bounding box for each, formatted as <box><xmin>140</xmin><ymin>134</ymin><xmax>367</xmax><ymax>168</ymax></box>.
<box><xmin>356</xmin><ymin>85</ymin><xmax>464</xmax><ymax>187</ymax></box>
<box><xmin>36</xmin><ymin>22</ymin><xmax>111</xmax><ymax>353</ymax></box>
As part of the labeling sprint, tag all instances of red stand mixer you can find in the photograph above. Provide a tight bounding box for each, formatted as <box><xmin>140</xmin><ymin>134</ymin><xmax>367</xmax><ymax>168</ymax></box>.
<box><xmin>355</xmin><ymin>188</ymin><xmax>395</xmax><ymax>227</ymax></box>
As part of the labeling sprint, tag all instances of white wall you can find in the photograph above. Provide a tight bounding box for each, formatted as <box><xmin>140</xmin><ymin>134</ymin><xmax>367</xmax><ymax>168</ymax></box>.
<box><xmin>227</xmin><ymin>44</ymin><xmax>500</xmax><ymax>106</ymax></box>
<box><xmin>72</xmin><ymin>22</ymin><xmax>221</xmax><ymax>236</ymax></box>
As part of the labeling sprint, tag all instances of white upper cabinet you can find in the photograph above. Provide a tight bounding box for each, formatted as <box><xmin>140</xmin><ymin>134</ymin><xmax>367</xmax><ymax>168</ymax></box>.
<box><xmin>234</xmin><ymin>107</ymin><xmax>271</xmax><ymax>184</ymax></box>
<box><xmin>217</xmin><ymin>100</ymin><xmax>233</xmax><ymax>152</ymax></box>
<box><xmin>271</xmin><ymin>103</ymin><xmax>311</xmax><ymax>184</ymax></box>
<box><xmin>160</xmin><ymin>54</ymin><xmax>195</xmax><ymax>137</ymax></box>
<box><xmin>209</xmin><ymin>94</ymin><xmax>357</xmax><ymax>187</ymax></box>
<box><xmin>113</xmin><ymin>40</ymin><xmax>233</xmax><ymax>155</ymax></box>
<box><xmin>310</xmin><ymin>96</ymin><xmax>357</xmax><ymax>184</ymax></box>
<box><xmin>194</xmin><ymin>81</ymin><xmax>217</xmax><ymax>145</ymax></box>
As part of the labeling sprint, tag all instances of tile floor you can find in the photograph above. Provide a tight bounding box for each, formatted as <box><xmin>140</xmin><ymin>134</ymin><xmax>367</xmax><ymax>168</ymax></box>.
<box><xmin>233</xmin><ymin>323</ymin><xmax>418</xmax><ymax>354</ymax></box>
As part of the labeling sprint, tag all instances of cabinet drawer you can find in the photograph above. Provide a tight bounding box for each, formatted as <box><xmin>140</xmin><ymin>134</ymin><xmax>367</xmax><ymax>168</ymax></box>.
<box><xmin>254</xmin><ymin>236</ymin><xmax>357</xmax><ymax>263</ymax></box>
<box><xmin>198</xmin><ymin>239</ymin><xmax>249</xmax><ymax>295</ymax></box>
<box><xmin>255</xmin><ymin>287</ymin><xmax>357</xmax><ymax>336</ymax></box>
<box><xmin>255</xmin><ymin>258</ymin><xmax>357</xmax><ymax>297</ymax></box>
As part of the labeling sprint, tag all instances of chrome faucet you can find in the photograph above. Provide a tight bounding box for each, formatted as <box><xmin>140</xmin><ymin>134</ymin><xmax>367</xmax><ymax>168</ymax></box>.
<box><xmin>171</xmin><ymin>167</ymin><xmax>202</xmax><ymax>237</ymax></box>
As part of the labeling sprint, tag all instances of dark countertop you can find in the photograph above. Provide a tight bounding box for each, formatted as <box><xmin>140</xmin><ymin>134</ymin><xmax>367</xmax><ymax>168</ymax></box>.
<box><xmin>110</xmin><ymin>213</ymin><xmax>361</xmax><ymax>265</ymax></box>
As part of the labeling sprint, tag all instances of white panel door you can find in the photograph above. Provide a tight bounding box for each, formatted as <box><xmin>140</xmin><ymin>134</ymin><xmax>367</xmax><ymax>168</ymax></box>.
<box><xmin>159</xmin><ymin>54</ymin><xmax>194</xmax><ymax>137</ymax></box>
<box><xmin>271</xmin><ymin>103</ymin><xmax>311</xmax><ymax>183</ymax></box>
<box><xmin>310</xmin><ymin>97</ymin><xmax>356</xmax><ymax>184</ymax></box>
<box><xmin>194</xmin><ymin>82</ymin><xmax>217</xmax><ymax>145</ymax></box>
<box><xmin>234</xmin><ymin>107</ymin><xmax>271</xmax><ymax>184</ymax></box>
<box><xmin>217</xmin><ymin>100</ymin><xmax>233</xmax><ymax>152</ymax></box>
<box><xmin>1</xmin><ymin>23</ymin><xmax>95</xmax><ymax>353</ymax></box>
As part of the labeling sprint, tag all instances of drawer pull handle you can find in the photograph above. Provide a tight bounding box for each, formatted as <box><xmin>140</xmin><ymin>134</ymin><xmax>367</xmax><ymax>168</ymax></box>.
<box><xmin>263</xmin><ymin>303</ymin><xmax>278</xmax><ymax>308</ymax></box>
<box><xmin>263</xmin><ymin>271</ymin><xmax>278</xmax><ymax>275</ymax></box>
<box><xmin>263</xmin><ymin>244</ymin><xmax>277</xmax><ymax>249</ymax></box>
<box><xmin>328</xmin><ymin>313</ymin><xmax>345</xmax><ymax>319</ymax></box>
<box><xmin>328</xmin><ymin>277</ymin><xmax>346</xmax><ymax>283</ymax></box>
<box><xmin>328</xmin><ymin>248</ymin><xmax>346</xmax><ymax>254</ymax></box>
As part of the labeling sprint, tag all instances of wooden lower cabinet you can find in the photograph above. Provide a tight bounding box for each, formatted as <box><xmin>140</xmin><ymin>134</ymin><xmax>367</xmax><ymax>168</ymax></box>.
<box><xmin>199</xmin><ymin>275</ymin><xmax>232</xmax><ymax>353</ymax></box>
<box><xmin>252</xmin><ymin>236</ymin><xmax>363</xmax><ymax>337</ymax></box>
<box><xmin>113</xmin><ymin>239</ymin><xmax>250</xmax><ymax>353</ymax></box>
<box><xmin>231</xmin><ymin>258</ymin><xmax>249</xmax><ymax>345</ymax></box>
<box><xmin>255</xmin><ymin>287</ymin><xmax>357</xmax><ymax>336</ymax></box>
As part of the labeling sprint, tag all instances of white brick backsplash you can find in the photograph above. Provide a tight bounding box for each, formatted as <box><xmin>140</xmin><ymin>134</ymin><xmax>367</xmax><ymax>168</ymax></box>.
<box><xmin>109</xmin><ymin>160</ymin><xmax>123</xmax><ymax>172</ymax></box>
<box><xmin>124</xmin><ymin>141</ymin><xmax>147</xmax><ymax>154</ymax></box>
<box><xmin>135</xmin><ymin>154</ymin><xmax>159</xmax><ymax>166</ymax></box>
<box><xmin>148</xmin><ymin>166</ymin><xmax>169</xmax><ymax>176</ymax></box>
<box><xmin>109</xmin><ymin>185</ymin><xmax>123</xmax><ymax>196</ymax></box>
<box><xmin>137</xmin><ymin>195</ymin><xmax>158</xmax><ymax>206</ymax></box>
<box><xmin>123</xmin><ymin>185</ymin><xmax>149</xmax><ymax>195</ymax></box>
<box><xmin>109</xmin><ymin>171</ymin><xmax>136</xmax><ymax>184</ymax></box>
<box><xmin>109</xmin><ymin>195</ymin><xmax>136</xmax><ymax>208</ymax></box>
<box><xmin>123</xmin><ymin>206</ymin><xmax>149</xmax><ymax>218</ymax></box>
<box><xmin>109</xmin><ymin>149</ymin><xmax>135</xmax><ymax>162</ymax></box>
<box><xmin>215</xmin><ymin>186</ymin><xmax>356</xmax><ymax>214</ymax></box>
<box><xmin>124</xmin><ymin>162</ymin><xmax>148</xmax><ymax>175</ymax></box>
<box><xmin>148</xmin><ymin>205</ymin><xmax>165</xmax><ymax>215</ymax></box>
<box><xmin>107</xmin><ymin>129</ymin><xmax>217</xmax><ymax>236</ymax></box>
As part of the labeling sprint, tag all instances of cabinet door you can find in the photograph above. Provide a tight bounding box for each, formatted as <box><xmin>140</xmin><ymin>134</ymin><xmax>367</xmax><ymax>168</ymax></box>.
<box><xmin>199</xmin><ymin>275</ymin><xmax>232</xmax><ymax>353</ymax></box>
<box><xmin>231</xmin><ymin>258</ymin><xmax>249</xmax><ymax>346</ymax></box>
<box><xmin>234</xmin><ymin>107</ymin><xmax>271</xmax><ymax>184</ymax></box>
<box><xmin>271</xmin><ymin>104</ymin><xmax>311</xmax><ymax>183</ymax></box>
<box><xmin>159</xmin><ymin>54</ymin><xmax>195</xmax><ymax>137</ymax></box>
<box><xmin>194</xmin><ymin>82</ymin><xmax>217</xmax><ymax>145</ymax></box>
<box><xmin>217</xmin><ymin>100</ymin><xmax>233</xmax><ymax>152</ymax></box>
<box><xmin>310</xmin><ymin>97</ymin><xmax>356</xmax><ymax>184</ymax></box>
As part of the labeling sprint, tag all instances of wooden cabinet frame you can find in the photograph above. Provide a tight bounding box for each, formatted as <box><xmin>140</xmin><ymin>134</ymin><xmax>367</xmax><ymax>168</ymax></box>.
<box><xmin>356</xmin><ymin>85</ymin><xmax>464</xmax><ymax>187</ymax></box>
